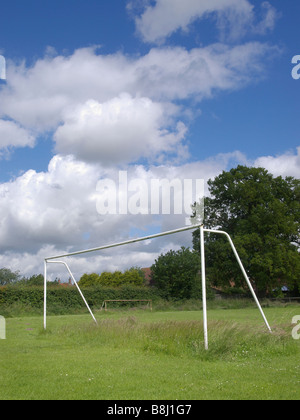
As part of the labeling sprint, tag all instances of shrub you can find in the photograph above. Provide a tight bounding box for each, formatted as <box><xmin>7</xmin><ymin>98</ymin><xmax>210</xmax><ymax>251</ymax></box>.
<box><xmin>0</xmin><ymin>284</ymin><xmax>161</xmax><ymax>316</ymax></box>
<box><xmin>78</xmin><ymin>273</ymin><xmax>101</xmax><ymax>287</ymax></box>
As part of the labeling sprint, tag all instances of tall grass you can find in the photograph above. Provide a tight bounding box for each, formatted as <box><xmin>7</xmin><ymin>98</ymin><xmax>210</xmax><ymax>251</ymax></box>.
<box><xmin>52</xmin><ymin>316</ymin><xmax>297</xmax><ymax>362</ymax></box>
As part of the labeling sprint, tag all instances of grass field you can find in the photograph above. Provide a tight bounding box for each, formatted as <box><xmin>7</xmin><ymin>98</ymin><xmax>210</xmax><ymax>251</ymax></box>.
<box><xmin>1</xmin><ymin>305</ymin><xmax>300</xmax><ymax>400</ymax></box>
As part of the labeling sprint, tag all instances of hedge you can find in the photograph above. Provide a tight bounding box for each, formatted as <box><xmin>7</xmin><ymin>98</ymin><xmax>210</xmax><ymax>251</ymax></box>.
<box><xmin>0</xmin><ymin>285</ymin><xmax>161</xmax><ymax>313</ymax></box>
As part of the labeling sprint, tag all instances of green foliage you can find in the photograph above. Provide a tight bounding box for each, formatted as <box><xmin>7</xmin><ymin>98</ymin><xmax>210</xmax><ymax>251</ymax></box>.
<box><xmin>78</xmin><ymin>267</ymin><xmax>145</xmax><ymax>288</ymax></box>
<box><xmin>192</xmin><ymin>166</ymin><xmax>300</xmax><ymax>295</ymax></box>
<box><xmin>19</xmin><ymin>274</ymin><xmax>45</xmax><ymax>286</ymax></box>
<box><xmin>122</xmin><ymin>267</ymin><xmax>144</xmax><ymax>286</ymax></box>
<box><xmin>0</xmin><ymin>286</ymin><xmax>44</xmax><ymax>308</ymax></box>
<box><xmin>78</xmin><ymin>273</ymin><xmax>101</xmax><ymax>287</ymax></box>
<box><xmin>100</xmin><ymin>271</ymin><xmax>123</xmax><ymax>286</ymax></box>
<box><xmin>151</xmin><ymin>247</ymin><xmax>201</xmax><ymax>300</ymax></box>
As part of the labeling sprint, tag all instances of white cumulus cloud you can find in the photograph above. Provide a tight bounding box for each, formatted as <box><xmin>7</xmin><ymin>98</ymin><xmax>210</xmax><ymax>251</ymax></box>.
<box><xmin>254</xmin><ymin>147</ymin><xmax>300</xmax><ymax>179</ymax></box>
<box><xmin>54</xmin><ymin>94</ymin><xmax>188</xmax><ymax>164</ymax></box>
<box><xmin>131</xmin><ymin>0</ymin><xmax>278</xmax><ymax>44</ymax></box>
<box><xmin>0</xmin><ymin>119</ymin><xmax>35</xmax><ymax>157</ymax></box>
<box><xmin>0</xmin><ymin>43</ymin><xmax>277</xmax><ymax>163</ymax></box>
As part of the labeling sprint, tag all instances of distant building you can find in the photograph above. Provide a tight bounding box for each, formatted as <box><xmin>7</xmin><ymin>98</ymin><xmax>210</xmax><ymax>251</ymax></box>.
<box><xmin>58</xmin><ymin>277</ymin><xmax>72</xmax><ymax>287</ymax></box>
<box><xmin>141</xmin><ymin>268</ymin><xmax>153</xmax><ymax>286</ymax></box>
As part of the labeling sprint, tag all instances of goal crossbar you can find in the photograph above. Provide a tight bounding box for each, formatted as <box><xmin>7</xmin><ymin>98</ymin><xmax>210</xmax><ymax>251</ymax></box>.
<box><xmin>45</xmin><ymin>224</ymin><xmax>198</xmax><ymax>260</ymax></box>
<box><xmin>43</xmin><ymin>224</ymin><xmax>272</xmax><ymax>350</ymax></box>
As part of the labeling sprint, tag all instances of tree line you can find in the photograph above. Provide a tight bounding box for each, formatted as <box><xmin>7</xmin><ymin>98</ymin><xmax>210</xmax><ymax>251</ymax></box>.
<box><xmin>0</xmin><ymin>270</ymin><xmax>46</xmax><ymax>287</ymax></box>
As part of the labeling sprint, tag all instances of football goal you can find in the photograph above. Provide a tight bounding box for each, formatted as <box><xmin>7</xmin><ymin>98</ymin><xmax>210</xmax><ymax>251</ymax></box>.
<box><xmin>101</xmin><ymin>299</ymin><xmax>152</xmax><ymax>312</ymax></box>
<box><xmin>43</xmin><ymin>224</ymin><xmax>272</xmax><ymax>350</ymax></box>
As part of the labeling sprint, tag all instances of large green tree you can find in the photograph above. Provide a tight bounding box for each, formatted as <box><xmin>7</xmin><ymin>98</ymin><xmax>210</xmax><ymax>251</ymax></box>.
<box><xmin>0</xmin><ymin>268</ymin><xmax>20</xmax><ymax>285</ymax></box>
<box><xmin>192</xmin><ymin>166</ymin><xmax>300</xmax><ymax>295</ymax></box>
<box><xmin>150</xmin><ymin>247</ymin><xmax>201</xmax><ymax>299</ymax></box>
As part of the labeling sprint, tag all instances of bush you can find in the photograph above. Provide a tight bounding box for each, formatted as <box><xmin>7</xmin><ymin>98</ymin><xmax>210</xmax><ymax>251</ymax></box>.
<box><xmin>78</xmin><ymin>273</ymin><xmax>101</xmax><ymax>287</ymax></box>
<box><xmin>99</xmin><ymin>271</ymin><xmax>123</xmax><ymax>286</ymax></box>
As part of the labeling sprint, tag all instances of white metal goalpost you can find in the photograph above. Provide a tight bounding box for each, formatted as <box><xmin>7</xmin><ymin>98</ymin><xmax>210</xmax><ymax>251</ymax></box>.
<box><xmin>43</xmin><ymin>224</ymin><xmax>272</xmax><ymax>350</ymax></box>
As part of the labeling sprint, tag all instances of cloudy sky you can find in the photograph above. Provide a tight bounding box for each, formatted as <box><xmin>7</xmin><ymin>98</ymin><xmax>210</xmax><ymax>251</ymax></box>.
<box><xmin>0</xmin><ymin>0</ymin><xmax>299</xmax><ymax>280</ymax></box>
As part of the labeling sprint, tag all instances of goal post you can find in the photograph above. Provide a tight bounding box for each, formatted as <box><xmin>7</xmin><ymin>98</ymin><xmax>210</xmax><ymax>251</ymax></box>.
<box><xmin>43</xmin><ymin>224</ymin><xmax>272</xmax><ymax>350</ymax></box>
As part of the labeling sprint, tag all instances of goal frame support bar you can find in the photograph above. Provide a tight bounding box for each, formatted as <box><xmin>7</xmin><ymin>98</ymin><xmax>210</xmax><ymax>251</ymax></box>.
<box><xmin>44</xmin><ymin>260</ymin><xmax>97</xmax><ymax>329</ymax></box>
<box><xmin>202</xmin><ymin>228</ymin><xmax>272</xmax><ymax>336</ymax></box>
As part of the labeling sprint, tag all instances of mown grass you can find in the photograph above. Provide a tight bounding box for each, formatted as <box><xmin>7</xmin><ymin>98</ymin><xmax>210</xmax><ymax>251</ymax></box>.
<box><xmin>1</xmin><ymin>306</ymin><xmax>299</xmax><ymax>400</ymax></box>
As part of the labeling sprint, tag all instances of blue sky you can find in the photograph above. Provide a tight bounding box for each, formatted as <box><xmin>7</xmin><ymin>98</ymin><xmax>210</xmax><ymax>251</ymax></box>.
<box><xmin>0</xmin><ymin>0</ymin><xmax>299</xmax><ymax>277</ymax></box>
